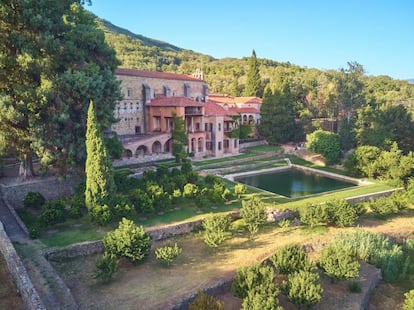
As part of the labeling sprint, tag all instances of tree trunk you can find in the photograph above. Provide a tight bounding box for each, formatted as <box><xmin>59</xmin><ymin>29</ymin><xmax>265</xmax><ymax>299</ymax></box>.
<box><xmin>19</xmin><ymin>151</ymin><xmax>34</xmax><ymax>179</ymax></box>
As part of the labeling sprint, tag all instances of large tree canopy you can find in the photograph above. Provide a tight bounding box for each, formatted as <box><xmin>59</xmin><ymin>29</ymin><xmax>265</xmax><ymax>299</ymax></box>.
<box><xmin>0</xmin><ymin>0</ymin><xmax>121</xmax><ymax>177</ymax></box>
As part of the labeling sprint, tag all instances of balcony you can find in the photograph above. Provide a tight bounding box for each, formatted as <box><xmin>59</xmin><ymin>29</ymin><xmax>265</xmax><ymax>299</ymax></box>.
<box><xmin>185</xmin><ymin>107</ymin><xmax>203</xmax><ymax>115</ymax></box>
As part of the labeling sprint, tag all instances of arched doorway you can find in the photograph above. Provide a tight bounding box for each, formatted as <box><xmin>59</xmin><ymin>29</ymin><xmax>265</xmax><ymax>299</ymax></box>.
<box><xmin>152</xmin><ymin>141</ymin><xmax>162</xmax><ymax>154</ymax></box>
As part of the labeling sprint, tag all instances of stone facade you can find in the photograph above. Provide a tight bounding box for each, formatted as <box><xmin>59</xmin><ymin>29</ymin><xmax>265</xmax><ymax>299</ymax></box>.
<box><xmin>113</xmin><ymin>69</ymin><xmax>240</xmax><ymax>159</ymax></box>
<box><xmin>113</xmin><ymin>69</ymin><xmax>208</xmax><ymax>136</ymax></box>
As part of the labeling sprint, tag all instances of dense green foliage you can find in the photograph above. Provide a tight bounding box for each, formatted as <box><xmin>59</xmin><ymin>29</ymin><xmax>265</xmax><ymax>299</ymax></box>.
<box><xmin>39</xmin><ymin>200</ymin><xmax>66</xmax><ymax>227</ymax></box>
<box><xmin>94</xmin><ymin>253</ymin><xmax>118</xmax><ymax>283</ymax></box>
<box><xmin>172</xmin><ymin>113</ymin><xmax>188</xmax><ymax>163</ymax></box>
<box><xmin>345</xmin><ymin>143</ymin><xmax>414</xmax><ymax>186</ymax></box>
<box><xmin>155</xmin><ymin>242</ymin><xmax>182</xmax><ymax>266</ymax></box>
<box><xmin>403</xmin><ymin>289</ymin><xmax>414</xmax><ymax>310</ymax></box>
<box><xmin>202</xmin><ymin>214</ymin><xmax>231</xmax><ymax>247</ymax></box>
<box><xmin>188</xmin><ymin>290</ymin><xmax>224</xmax><ymax>310</ymax></box>
<box><xmin>240</xmin><ymin>196</ymin><xmax>268</xmax><ymax>236</ymax></box>
<box><xmin>319</xmin><ymin>244</ymin><xmax>360</xmax><ymax>280</ymax></box>
<box><xmin>241</xmin><ymin>284</ymin><xmax>281</xmax><ymax>310</ymax></box>
<box><xmin>244</xmin><ymin>50</ymin><xmax>262</xmax><ymax>97</ymax></box>
<box><xmin>333</xmin><ymin>230</ymin><xmax>409</xmax><ymax>282</ymax></box>
<box><xmin>232</xmin><ymin>264</ymin><xmax>275</xmax><ymax>299</ymax></box>
<box><xmin>283</xmin><ymin>270</ymin><xmax>323</xmax><ymax>308</ymax></box>
<box><xmin>85</xmin><ymin>101</ymin><xmax>116</xmax><ymax>217</ymax></box>
<box><xmin>0</xmin><ymin>2</ymin><xmax>120</xmax><ymax>177</ymax></box>
<box><xmin>24</xmin><ymin>192</ymin><xmax>46</xmax><ymax>209</ymax></box>
<box><xmin>306</xmin><ymin>129</ymin><xmax>341</xmax><ymax>164</ymax></box>
<box><xmin>103</xmin><ymin>218</ymin><xmax>151</xmax><ymax>264</ymax></box>
<box><xmin>270</xmin><ymin>244</ymin><xmax>311</xmax><ymax>274</ymax></box>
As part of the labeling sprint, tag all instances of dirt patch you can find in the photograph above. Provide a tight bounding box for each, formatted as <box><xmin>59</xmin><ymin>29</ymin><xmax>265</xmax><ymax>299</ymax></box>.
<box><xmin>0</xmin><ymin>253</ymin><xmax>24</xmax><ymax>310</ymax></box>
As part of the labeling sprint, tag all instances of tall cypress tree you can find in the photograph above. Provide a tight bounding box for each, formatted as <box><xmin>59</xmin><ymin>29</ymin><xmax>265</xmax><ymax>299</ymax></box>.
<box><xmin>85</xmin><ymin>101</ymin><xmax>116</xmax><ymax>210</ymax></box>
<box><xmin>244</xmin><ymin>50</ymin><xmax>262</xmax><ymax>97</ymax></box>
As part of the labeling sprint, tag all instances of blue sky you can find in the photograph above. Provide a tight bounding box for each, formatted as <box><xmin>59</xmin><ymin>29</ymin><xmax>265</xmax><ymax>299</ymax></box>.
<box><xmin>87</xmin><ymin>0</ymin><xmax>414</xmax><ymax>80</ymax></box>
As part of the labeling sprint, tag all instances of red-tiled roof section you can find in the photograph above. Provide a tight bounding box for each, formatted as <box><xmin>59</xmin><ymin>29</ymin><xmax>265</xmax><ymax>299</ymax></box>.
<box><xmin>115</xmin><ymin>68</ymin><xmax>204</xmax><ymax>82</ymax></box>
<box><xmin>237</xmin><ymin>107</ymin><xmax>260</xmax><ymax>113</ymax></box>
<box><xmin>204</xmin><ymin>102</ymin><xmax>239</xmax><ymax>116</ymax></box>
<box><xmin>234</xmin><ymin>97</ymin><xmax>262</xmax><ymax>104</ymax></box>
<box><xmin>148</xmin><ymin>96</ymin><xmax>204</xmax><ymax>107</ymax></box>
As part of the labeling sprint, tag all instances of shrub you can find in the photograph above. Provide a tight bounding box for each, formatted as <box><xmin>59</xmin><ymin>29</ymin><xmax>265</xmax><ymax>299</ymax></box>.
<box><xmin>270</xmin><ymin>244</ymin><xmax>311</xmax><ymax>274</ymax></box>
<box><xmin>240</xmin><ymin>196</ymin><xmax>267</xmax><ymax>236</ymax></box>
<box><xmin>129</xmin><ymin>189</ymin><xmax>154</xmax><ymax>214</ymax></box>
<box><xmin>283</xmin><ymin>270</ymin><xmax>322</xmax><ymax>308</ymax></box>
<box><xmin>69</xmin><ymin>194</ymin><xmax>84</xmax><ymax>219</ymax></box>
<box><xmin>333</xmin><ymin>229</ymin><xmax>408</xmax><ymax>281</ymax></box>
<box><xmin>326</xmin><ymin>199</ymin><xmax>358</xmax><ymax>227</ymax></box>
<box><xmin>24</xmin><ymin>192</ymin><xmax>45</xmax><ymax>209</ymax></box>
<box><xmin>89</xmin><ymin>204</ymin><xmax>113</xmax><ymax>226</ymax></box>
<box><xmin>188</xmin><ymin>290</ymin><xmax>224</xmax><ymax>310</ymax></box>
<box><xmin>183</xmin><ymin>183</ymin><xmax>199</xmax><ymax>198</ymax></box>
<box><xmin>232</xmin><ymin>264</ymin><xmax>275</xmax><ymax>299</ymax></box>
<box><xmin>29</xmin><ymin>226</ymin><xmax>41</xmax><ymax>239</ymax></box>
<box><xmin>94</xmin><ymin>253</ymin><xmax>118</xmax><ymax>283</ymax></box>
<box><xmin>39</xmin><ymin>200</ymin><xmax>66</xmax><ymax>227</ymax></box>
<box><xmin>103</xmin><ymin>218</ymin><xmax>151</xmax><ymax>264</ymax></box>
<box><xmin>278</xmin><ymin>219</ymin><xmax>290</xmax><ymax>228</ymax></box>
<box><xmin>300</xmin><ymin>203</ymin><xmax>328</xmax><ymax>227</ymax></box>
<box><xmin>202</xmin><ymin>214</ymin><xmax>231</xmax><ymax>247</ymax></box>
<box><xmin>242</xmin><ymin>284</ymin><xmax>282</xmax><ymax>310</ymax></box>
<box><xmin>403</xmin><ymin>289</ymin><xmax>414</xmax><ymax>310</ymax></box>
<box><xmin>234</xmin><ymin>183</ymin><xmax>247</xmax><ymax>200</ymax></box>
<box><xmin>155</xmin><ymin>243</ymin><xmax>182</xmax><ymax>266</ymax></box>
<box><xmin>319</xmin><ymin>244</ymin><xmax>360</xmax><ymax>281</ymax></box>
<box><xmin>306</xmin><ymin>129</ymin><xmax>341</xmax><ymax>165</ymax></box>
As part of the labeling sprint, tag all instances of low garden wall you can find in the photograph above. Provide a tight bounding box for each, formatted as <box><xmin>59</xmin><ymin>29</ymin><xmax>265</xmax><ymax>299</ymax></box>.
<box><xmin>2</xmin><ymin>176</ymin><xmax>77</xmax><ymax>209</ymax></box>
<box><xmin>0</xmin><ymin>221</ymin><xmax>45</xmax><ymax>310</ymax></box>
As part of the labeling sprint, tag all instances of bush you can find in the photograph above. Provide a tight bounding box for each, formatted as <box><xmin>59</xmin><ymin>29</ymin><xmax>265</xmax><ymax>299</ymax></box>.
<box><xmin>24</xmin><ymin>191</ymin><xmax>45</xmax><ymax>209</ymax></box>
<box><xmin>242</xmin><ymin>284</ymin><xmax>282</xmax><ymax>310</ymax></box>
<box><xmin>270</xmin><ymin>244</ymin><xmax>311</xmax><ymax>274</ymax></box>
<box><xmin>319</xmin><ymin>244</ymin><xmax>360</xmax><ymax>281</ymax></box>
<box><xmin>39</xmin><ymin>200</ymin><xmax>66</xmax><ymax>227</ymax></box>
<box><xmin>69</xmin><ymin>194</ymin><xmax>84</xmax><ymax>219</ymax></box>
<box><xmin>240</xmin><ymin>197</ymin><xmax>267</xmax><ymax>236</ymax></box>
<box><xmin>188</xmin><ymin>290</ymin><xmax>224</xmax><ymax>310</ymax></box>
<box><xmin>283</xmin><ymin>270</ymin><xmax>322</xmax><ymax>308</ymax></box>
<box><xmin>129</xmin><ymin>189</ymin><xmax>154</xmax><ymax>214</ymax></box>
<box><xmin>232</xmin><ymin>264</ymin><xmax>275</xmax><ymax>299</ymax></box>
<box><xmin>234</xmin><ymin>183</ymin><xmax>247</xmax><ymax>200</ymax></box>
<box><xmin>300</xmin><ymin>203</ymin><xmax>328</xmax><ymax>227</ymax></box>
<box><xmin>94</xmin><ymin>253</ymin><xmax>118</xmax><ymax>283</ymax></box>
<box><xmin>333</xmin><ymin>229</ymin><xmax>408</xmax><ymax>282</ymax></box>
<box><xmin>29</xmin><ymin>226</ymin><xmax>41</xmax><ymax>239</ymax></box>
<box><xmin>103</xmin><ymin>218</ymin><xmax>151</xmax><ymax>264</ymax></box>
<box><xmin>202</xmin><ymin>214</ymin><xmax>231</xmax><ymax>247</ymax></box>
<box><xmin>306</xmin><ymin>129</ymin><xmax>341</xmax><ymax>165</ymax></box>
<box><xmin>155</xmin><ymin>243</ymin><xmax>182</xmax><ymax>266</ymax></box>
<box><xmin>89</xmin><ymin>204</ymin><xmax>113</xmax><ymax>226</ymax></box>
<box><xmin>403</xmin><ymin>289</ymin><xmax>414</xmax><ymax>310</ymax></box>
<box><xmin>326</xmin><ymin>199</ymin><xmax>358</xmax><ymax>227</ymax></box>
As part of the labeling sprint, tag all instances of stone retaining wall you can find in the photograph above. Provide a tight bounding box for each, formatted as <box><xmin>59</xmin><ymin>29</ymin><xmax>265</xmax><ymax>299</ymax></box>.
<box><xmin>346</xmin><ymin>188</ymin><xmax>401</xmax><ymax>204</ymax></box>
<box><xmin>239</xmin><ymin>140</ymin><xmax>267</xmax><ymax>150</ymax></box>
<box><xmin>2</xmin><ymin>177</ymin><xmax>77</xmax><ymax>209</ymax></box>
<box><xmin>0</xmin><ymin>221</ymin><xmax>45</xmax><ymax>310</ymax></box>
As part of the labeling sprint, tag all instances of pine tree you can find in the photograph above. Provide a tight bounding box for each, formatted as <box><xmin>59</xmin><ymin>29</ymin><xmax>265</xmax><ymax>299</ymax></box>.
<box><xmin>85</xmin><ymin>101</ymin><xmax>116</xmax><ymax>211</ymax></box>
<box><xmin>244</xmin><ymin>50</ymin><xmax>262</xmax><ymax>97</ymax></box>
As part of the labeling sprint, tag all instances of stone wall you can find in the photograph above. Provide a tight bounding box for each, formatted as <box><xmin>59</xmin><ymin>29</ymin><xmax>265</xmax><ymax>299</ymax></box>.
<box><xmin>239</xmin><ymin>139</ymin><xmax>267</xmax><ymax>151</ymax></box>
<box><xmin>2</xmin><ymin>176</ymin><xmax>77</xmax><ymax>209</ymax></box>
<box><xmin>346</xmin><ymin>188</ymin><xmax>401</xmax><ymax>204</ymax></box>
<box><xmin>0</xmin><ymin>221</ymin><xmax>45</xmax><ymax>310</ymax></box>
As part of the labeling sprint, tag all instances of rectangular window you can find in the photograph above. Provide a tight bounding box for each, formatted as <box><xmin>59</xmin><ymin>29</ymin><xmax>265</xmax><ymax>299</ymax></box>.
<box><xmin>163</xmin><ymin>85</ymin><xmax>171</xmax><ymax>97</ymax></box>
<box><xmin>143</xmin><ymin>84</ymin><xmax>151</xmax><ymax>104</ymax></box>
<box><xmin>218</xmin><ymin>142</ymin><xmax>222</xmax><ymax>151</ymax></box>
<box><xmin>224</xmin><ymin>140</ymin><xmax>229</xmax><ymax>148</ymax></box>
<box><xmin>154</xmin><ymin>116</ymin><xmax>161</xmax><ymax>131</ymax></box>
<box><xmin>127</xmin><ymin>88</ymin><xmax>133</xmax><ymax>97</ymax></box>
<box><xmin>184</xmin><ymin>83</ymin><xmax>191</xmax><ymax>98</ymax></box>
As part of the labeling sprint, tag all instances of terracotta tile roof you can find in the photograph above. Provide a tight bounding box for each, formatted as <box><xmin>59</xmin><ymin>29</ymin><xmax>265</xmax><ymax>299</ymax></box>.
<box><xmin>234</xmin><ymin>97</ymin><xmax>262</xmax><ymax>104</ymax></box>
<box><xmin>208</xmin><ymin>94</ymin><xmax>236</xmax><ymax>105</ymax></box>
<box><xmin>204</xmin><ymin>102</ymin><xmax>239</xmax><ymax>117</ymax></box>
<box><xmin>237</xmin><ymin>107</ymin><xmax>260</xmax><ymax>113</ymax></box>
<box><xmin>115</xmin><ymin>68</ymin><xmax>204</xmax><ymax>82</ymax></box>
<box><xmin>148</xmin><ymin>96</ymin><xmax>204</xmax><ymax>107</ymax></box>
